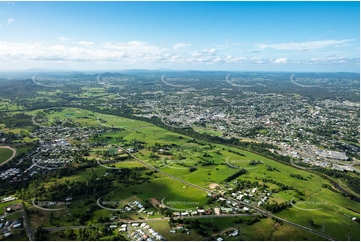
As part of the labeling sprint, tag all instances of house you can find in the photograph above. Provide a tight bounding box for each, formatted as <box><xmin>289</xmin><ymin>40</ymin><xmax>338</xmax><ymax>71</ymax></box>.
<box><xmin>119</xmin><ymin>228</ymin><xmax>127</xmax><ymax>232</ymax></box>
<box><xmin>109</xmin><ymin>225</ymin><xmax>117</xmax><ymax>229</ymax></box>
<box><xmin>176</xmin><ymin>224</ymin><xmax>184</xmax><ymax>229</ymax></box>
<box><xmin>170</xmin><ymin>230</ymin><xmax>176</xmax><ymax>233</ymax></box>
<box><xmin>12</xmin><ymin>223</ymin><xmax>22</xmax><ymax>229</ymax></box>
<box><xmin>230</xmin><ymin>230</ymin><xmax>239</xmax><ymax>236</ymax></box>
<box><xmin>132</xmin><ymin>223</ymin><xmax>140</xmax><ymax>227</ymax></box>
<box><xmin>181</xmin><ymin>212</ymin><xmax>189</xmax><ymax>216</ymax></box>
<box><xmin>4</xmin><ymin>232</ymin><xmax>11</xmax><ymax>237</ymax></box>
<box><xmin>155</xmin><ymin>235</ymin><xmax>163</xmax><ymax>240</ymax></box>
<box><xmin>221</xmin><ymin>207</ymin><xmax>233</xmax><ymax>214</ymax></box>
<box><xmin>217</xmin><ymin>237</ymin><xmax>224</xmax><ymax>241</ymax></box>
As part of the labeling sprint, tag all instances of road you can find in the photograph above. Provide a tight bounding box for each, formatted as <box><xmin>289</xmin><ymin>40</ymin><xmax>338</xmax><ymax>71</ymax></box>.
<box><xmin>42</xmin><ymin>214</ymin><xmax>257</xmax><ymax>232</ymax></box>
<box><xmin>21</xmin><ymin>209</ymin><xmax>34</xmax><ymax>241</ymax></box>
<box><xmin>32</xmin><ymin>115</ymin><xmax>49</xmax><ymax>128</ymax></box>
<box><xmin>0</xmin><ymin>146</ymin><xmax>17</xmax><ymax>166</ymax></box>
<box><xmin>120</xmin><ymin>148</ymin><xmax>338</xmax><ymax>241</ymax></box>
<box><xmin>42</xmin><ymin>225</ymin><xmax>86</xmax><ymax>232</ymax></box>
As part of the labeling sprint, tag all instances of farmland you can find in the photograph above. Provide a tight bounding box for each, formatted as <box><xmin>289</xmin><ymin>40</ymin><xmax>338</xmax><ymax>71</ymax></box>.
<box><xmin>11</xmin><ymin>107</ymin><xmax>358</xmax><ymax>241</ymax></box>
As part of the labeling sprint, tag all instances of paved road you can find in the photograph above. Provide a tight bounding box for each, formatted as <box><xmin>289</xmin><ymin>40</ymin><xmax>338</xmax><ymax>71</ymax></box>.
<box><xmin>32</xmin><ymin>115</ymin><xmax>49</xmax><ymax>128</ymax></box>
<box><xmin>42</xmin><ymin>214</ymin><xmax>257</xmax><ymax>232</ymax></box>
<box><xmin>21</xmin><ymin>209</ymin><xmax>34</xmax><ymax>241</ymax></box>
<box><xmin>0</xmin><ymin>146</ymin><xmax>17</xmax><ymax>166</ymax></box>
<box><xmin>43</xmin><ymin>225</ymin><xmax>86</xmax><ymax>232</ymax></box>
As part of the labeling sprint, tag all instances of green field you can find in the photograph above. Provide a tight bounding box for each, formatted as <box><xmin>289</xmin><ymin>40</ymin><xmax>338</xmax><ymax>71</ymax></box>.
<box><xmin>0</xmin><ymin>147</ymin><xmax>13</xmax><ymax>163</ymax></box>
<box><xmin>20</xmin><ymin>107</ymin><xmax>360</xmax><ymax>240</ymax></box>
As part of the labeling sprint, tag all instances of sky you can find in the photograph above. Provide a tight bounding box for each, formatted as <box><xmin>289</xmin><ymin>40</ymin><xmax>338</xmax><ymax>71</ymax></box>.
<box><xmin>0</xmin><ymin>1</ymin><xmax>359</xmax><ymax>72</ymax></box>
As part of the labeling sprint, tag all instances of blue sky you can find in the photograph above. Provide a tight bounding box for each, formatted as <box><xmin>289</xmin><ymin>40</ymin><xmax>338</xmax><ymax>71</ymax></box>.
<box><xmin>0</xmin><ymin>1</ymin><xmax>359</xmax><ymax>72</ymax></box>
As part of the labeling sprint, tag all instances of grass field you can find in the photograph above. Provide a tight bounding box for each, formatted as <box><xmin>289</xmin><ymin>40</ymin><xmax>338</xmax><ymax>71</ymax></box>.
<box><xmin>0</xmin><ymin>147</ymin><xmax>13</xmax><ymax>163</ymax></box>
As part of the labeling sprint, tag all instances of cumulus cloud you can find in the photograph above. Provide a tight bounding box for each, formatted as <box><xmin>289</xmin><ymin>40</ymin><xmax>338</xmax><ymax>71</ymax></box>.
<box><xmin>7</xmin><ymin>18</ymin><xmax>14</xmax><ymax>25</ymax></box>
<box><xmin>255</xmin><ymin>39</ymin><xmax>355</xmax><ymax>50</ymax></box>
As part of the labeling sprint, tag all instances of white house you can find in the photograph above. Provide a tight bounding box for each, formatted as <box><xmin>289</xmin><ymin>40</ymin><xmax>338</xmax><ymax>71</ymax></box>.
<box><xmin>230</xmin><ymin>230</ymin><xmax>239</xmax><ymax>236</ymax></box>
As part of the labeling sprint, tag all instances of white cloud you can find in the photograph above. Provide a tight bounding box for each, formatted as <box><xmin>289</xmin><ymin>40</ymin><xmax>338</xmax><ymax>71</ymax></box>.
<box><xmin>198</xmin><ymin>48</ymin><xmax>218</xmax><ymax>55</ymax></box>
<box><xmin>58</xmin><ymin>36</ymin><xmax>72</xmax><ymax>42</ymax></box>
<box><xmin>173</xmin><ymin>42</ymin><xmax>191</xmax><ymax>49</ymax></box>
<box><xmin>77</xmin><ymin>41</ymin><xmax>94</xmax><ymax>46</ymax></box>
<box><xmin>273</xmin><ymin>57</ymin><xmax>288</xmax><ymax>64</ymax></box>
<box><xmin>7</xmin><ymin>18</ymin><xmax>14</xmax><ymax>25</ymax></box>
<box><xmin>255</xmin><ymin>39</ymin><xmax>355</xmax><ymax>50</ymax></box>
<box><xmin>0</xmin><ymin>40</ymin><xmax>358</xmax><ymax>70</ymax></box>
